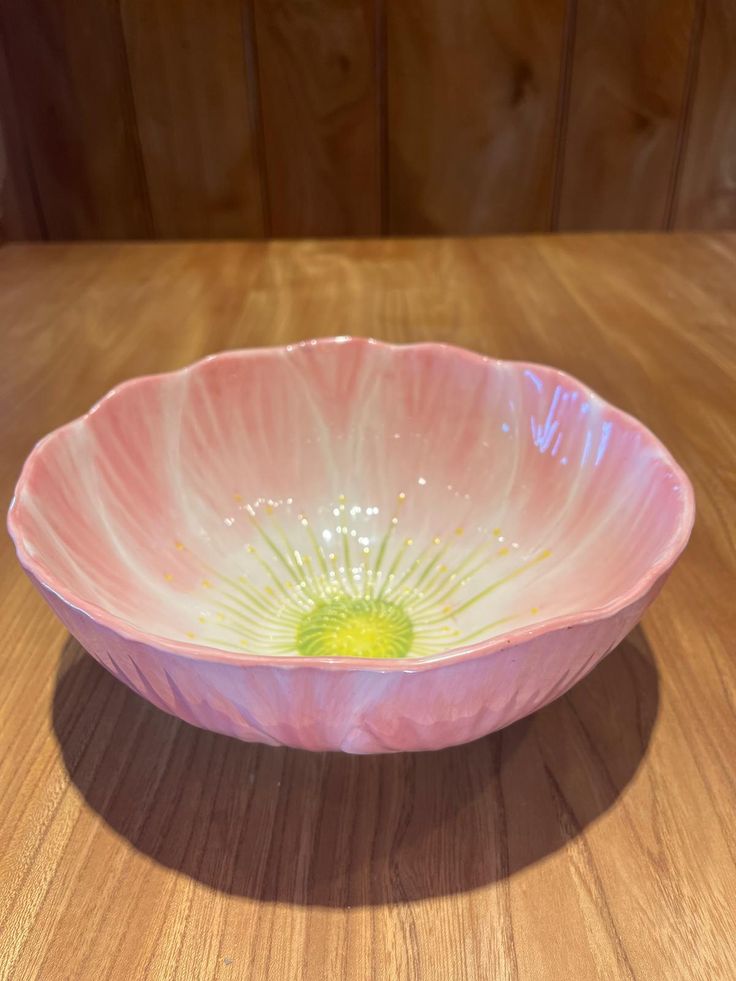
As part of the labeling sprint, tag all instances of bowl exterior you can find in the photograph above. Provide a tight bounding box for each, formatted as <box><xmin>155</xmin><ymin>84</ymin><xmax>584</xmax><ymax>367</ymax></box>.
<box><xmin>37</xmin><ymin>574</ymin><xmax>663</xmax><ymax>754</ymax></box>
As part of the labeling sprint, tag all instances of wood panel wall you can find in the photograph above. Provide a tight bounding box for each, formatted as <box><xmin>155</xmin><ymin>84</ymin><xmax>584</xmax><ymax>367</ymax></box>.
<box><xmin>1</xmin><ymin>0</ymin><xmax>734</xmax><ymax>239</ymax></box>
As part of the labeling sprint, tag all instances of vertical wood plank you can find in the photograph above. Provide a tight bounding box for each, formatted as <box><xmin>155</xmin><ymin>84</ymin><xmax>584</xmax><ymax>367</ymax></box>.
<box><xmin>0</xmin><ymin>33</ymin><xmax>44</xmax><ymax>239</ymax></box>
<box><xmin>253</xmin><ymin>0</ymin><xmax>381</xmax><ymax>237</ymax></box>
<box><xmin>672</xmin><ymin>1</ymin><xmax>736</xmax><ymax>229</ymax></box>
<box><xmin>387</xmin><ymin>0</ymin><xmax>567</xmax><ymax>235</ymax></box>
<box><xmin>0</xmin><ymin>0</ymin><xmax>152</xmax><ymax>238</ymax></box>
<box><xmin>120</xmin><ymin>0</ymin><xmax>265</xmax><ymax>238</ymax></box>
<box><xmin>556</xmin><ymin>0</ymin><xmax>697</xmax><ymax>231</ymax></box>
<box><xmin>0</xmin><ymin>117</ymin><xmax>40</xmax><ymax>241</ymax></box>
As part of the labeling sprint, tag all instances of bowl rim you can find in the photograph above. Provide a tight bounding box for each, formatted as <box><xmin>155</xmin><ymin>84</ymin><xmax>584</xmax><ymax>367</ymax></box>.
<box><xmin>7</xmin><ymin>337</ymin><xmax>695</xmax><ymax>673</ymax></box>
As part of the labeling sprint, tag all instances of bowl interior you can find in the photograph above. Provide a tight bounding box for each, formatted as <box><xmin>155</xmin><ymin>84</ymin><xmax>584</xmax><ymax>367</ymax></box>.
<box><xmin>12</xmin><ymin>341</ymin><xmax>690</xmax><ymax>660</ymax></box>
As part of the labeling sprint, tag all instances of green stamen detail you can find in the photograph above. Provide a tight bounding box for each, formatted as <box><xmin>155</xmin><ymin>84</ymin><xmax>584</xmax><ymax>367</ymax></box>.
<box><xmin>296</xmin><ymin>597</ymin><xmax>413</xmax><ymax>659</ymax></box>
<box><xmin>178</xmin><ymin>495</ymin><xmax>550</xmax><ymax>659</ymax></box>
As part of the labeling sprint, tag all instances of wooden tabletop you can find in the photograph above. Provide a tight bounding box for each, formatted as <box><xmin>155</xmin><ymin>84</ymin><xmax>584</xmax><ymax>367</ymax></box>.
<box><xmin>1</xmin><ymin>234</ymin><xmax>734</xmax><ymax>981</ymax></box>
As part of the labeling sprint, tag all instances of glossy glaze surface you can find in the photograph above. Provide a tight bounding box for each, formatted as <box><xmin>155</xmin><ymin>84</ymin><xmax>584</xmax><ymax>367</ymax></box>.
<box><xmin>8</xmin><ymin>338</ymin><xmax>693</xmax><ymax>750</ymax></box>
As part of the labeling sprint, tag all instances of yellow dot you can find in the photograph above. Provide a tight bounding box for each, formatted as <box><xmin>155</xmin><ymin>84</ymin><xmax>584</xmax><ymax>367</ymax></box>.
<box><xmin>455</xmin><ymin>527</ymin><xmax>464</xmax><ymax>536</ymax></box>
<box><xmin>266</xmin><ymin>505</ymin><xmax>274</xmax><ymax>515</ymax></box>
<box><xmin>433</xmin><ymin>536</ymin><xmax>441</xmax><ymax>545</ymax></box>
<box><xmin>493</xmin><ymin>527</ymin><xmax>501</xmax><ymax>536</ymax></box>
<box><xmin>398</xmin><ymin>492</ymin><xmax>406</xmax><ymax>503</ymax></box>
<box><xmin>202</xmin><ymin>579</ymin><xmax>212</xmax><ymax>588</ymax></box>
<box><xmin>164</xmin><ymin>572</ymin><xmax>173</xmax><ymax>582</ymax></box>
<box><xmin>363</xmin><ymin>546</ymin><xmax>370</xmax><ymax>555</ymax></box>
<box><xmin>498</xmin><ymin>547</ymin><xmax>509</xmax><ymax>557</ymax></box>
<box><xmin>286</xmin><ymin>581</ymin><xmax>294</xmax><ymax>589</ymax></box>
<box><xmin>216</xmin><ymin>612</ymin><xmax>225</xmax><ymax>622</ymax></box>
<box><xmin>246</xmin><ymin>545</ymin><xmax>256</xmax><ymax>554</ymax></box>
<box><xmin>531</xmin><ymin>607</ymin><xmax>539</xmax><ymax>615</ymax></box>
<box><xmin>185</xmin><ymin>631</ymin><xmax>196</xmax><ymax>639</ymax></box>
<box><xmin>338</xmin><ymin>494</ymin><xmax>346</xmax><ymax>504</ymax></box>
<box><xmin>265</xmin><ymin>586</ymin><xmax>275</xmax><ymax>597</ymax></box>
<box><xmin>198</xmin><ymin>615</ymin><xmax>207</xmax><ymax>624</ymax></box>
<box><xmin>175</xmin><ymin>541</ymin><xmax>185</xmax><ymax>551</ymax></box>
<box><xmin>404</xmin><ymin>537</ymin><xmax>413</xmax><ymax>546</ymax></box>
<box><xmin>233</xmin><ymin>493</ymin><xmax>243</xmax><ymax>503</ymax></box>
<box><xmin>443</xmin><ymin>605</ymin><xmax>453</xmax><ymax>614</ymax></box>
<box><xmin>541</xmin><ymin>549</ymin><xmax>552</xmax><ymax>559</ymax></box>
<box><xmin>439</xmin><ymin>564</ymin><xmax>448</xmax><ymax>573</ymax></box>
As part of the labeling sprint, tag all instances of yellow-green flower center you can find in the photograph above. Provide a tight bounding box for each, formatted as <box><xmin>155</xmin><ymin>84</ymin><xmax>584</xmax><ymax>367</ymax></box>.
<box><xmin>296</xmin><ymin>597</ymin><xmax>413</xmax><ymax>659</ymax></box>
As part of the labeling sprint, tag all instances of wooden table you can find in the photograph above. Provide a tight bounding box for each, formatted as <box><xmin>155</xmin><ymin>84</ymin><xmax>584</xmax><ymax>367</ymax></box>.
<box><xmin>1</xmin><ymin>235</ymin><xmax>734</xmax><ymax>981</ymax></box>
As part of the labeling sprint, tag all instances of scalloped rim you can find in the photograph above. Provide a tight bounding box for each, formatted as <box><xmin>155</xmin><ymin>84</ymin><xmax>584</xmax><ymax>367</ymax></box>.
<box><xmin>7</xmin><ymin>338</ymin><xmax>695</xmax><ymax>674</ymax></box>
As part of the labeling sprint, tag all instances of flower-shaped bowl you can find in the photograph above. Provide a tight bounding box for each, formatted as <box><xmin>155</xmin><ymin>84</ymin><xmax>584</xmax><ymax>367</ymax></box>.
<box><xmin>8</xmin><ymin>339</ymin><xmax>694</xmax><ymax>753</ymax></box>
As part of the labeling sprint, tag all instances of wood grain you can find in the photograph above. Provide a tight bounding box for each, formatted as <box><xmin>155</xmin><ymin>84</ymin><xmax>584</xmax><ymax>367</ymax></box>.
<box><xmin>1</xmin><ymin>234</ymin><xmax>735</xmax><ymax>980</ymax></box>
<box><xmin>0</xmin><ymin>34</ymin><xmax>44</xmax><ymax>240</ymax></box>
<box><xmin>556</xmin><ymin>0</ymin><xmax>697</xmax><ymax>230</ymax></box>
<box><xmin>673</xmin><ymin>0</ymin><xmax>736</xmax><ymax>229</ymax></box>
<box><xmin>253</xmin><ymin>0</ymin><xmax>381</xmax><ymax>236</ymax></box>
<box><xmin>2</xmin><ymin>0</ymin><xmax>736</xmax><ymax>238</ymax></box>
<box><xmin>120</xmin><ymin>0</ymin><xmax>266</xmax><ymax>238</ymax></box>
<box><xmin>387</xmin><ymin>0</ymin><xmax>567</xmax><ymax>234</ymax></box>
<box><xmin>0</xmin><ymin>0</ymin><xmax>152</xmax><ymax>238</ymax></box>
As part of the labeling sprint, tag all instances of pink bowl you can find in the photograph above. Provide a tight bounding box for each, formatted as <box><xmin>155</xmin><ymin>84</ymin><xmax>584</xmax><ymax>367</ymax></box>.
<box><xmin>8</xmin><ymin>339</ymin><xmax>694</xmax><ymax>753</ymax></box>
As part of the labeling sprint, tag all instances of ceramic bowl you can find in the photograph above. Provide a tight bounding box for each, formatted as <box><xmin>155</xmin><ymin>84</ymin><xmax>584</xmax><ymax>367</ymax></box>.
<box><xmin>8</xmin><ymin>339</ymin><xmax>694</xmax><ymax>753</ymax></box>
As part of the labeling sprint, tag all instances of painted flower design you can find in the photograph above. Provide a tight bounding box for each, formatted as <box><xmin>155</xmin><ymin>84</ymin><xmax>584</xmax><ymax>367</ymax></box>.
<box><xmin>169</xmin><ymin>491</ymin><xmax>551</xmax><ymax>659</ymax></box>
